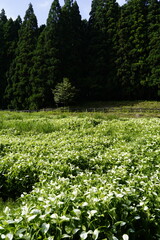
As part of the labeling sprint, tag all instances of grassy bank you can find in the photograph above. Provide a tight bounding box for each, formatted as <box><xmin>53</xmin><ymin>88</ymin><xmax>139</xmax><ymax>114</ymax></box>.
<box><xmin>75</xmin><ymin>100</ymin><xmax>160</xmax><ymax>108</ymax></box>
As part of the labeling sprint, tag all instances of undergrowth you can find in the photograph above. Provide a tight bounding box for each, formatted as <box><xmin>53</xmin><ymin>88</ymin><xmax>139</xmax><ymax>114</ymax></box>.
<box><xmin>0</xmin><ymin>111</ymin><xmax>159</xmax><ymax>240</ymax></box>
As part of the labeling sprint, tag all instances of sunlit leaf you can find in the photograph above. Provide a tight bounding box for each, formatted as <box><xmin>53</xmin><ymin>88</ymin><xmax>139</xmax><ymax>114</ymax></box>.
<box><xmin>6</xmin><ymin>233</ymin><xmax>13</xmax><ymax>240</ymax></box>
<box><xmin>27</xmin><ymin>215</ymin><xmax>37</xmax><ymax>222</ymax></box>
<box><xmin>41</xmin><ymin>223</ymin><xmax>50</xmax><ymax>234</ymax></box>
<box><xmin>62</xmin><ymin>234</ymin><xmax>71</xmax><ymax>238</ymax></box>
<box><xmin>122</xmin><ymin>234</ymin><xmax>129</xmax><ymax>240</ymax></box>
<box><xmin>93</xmin><ymin>229</ymin><xmax>100</xmax><ymax>240</ymax></box>
<box><xmin>80</xmin><ymin>231</ymin><xmax>88</xmax><ymax>240</ymax></box>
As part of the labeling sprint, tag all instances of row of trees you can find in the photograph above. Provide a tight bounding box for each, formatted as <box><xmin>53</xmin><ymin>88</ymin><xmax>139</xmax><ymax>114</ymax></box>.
<box><xmin>0</xmin><ymin>0</ymin><xmax>160</xmax><ymax>110</ymax></box>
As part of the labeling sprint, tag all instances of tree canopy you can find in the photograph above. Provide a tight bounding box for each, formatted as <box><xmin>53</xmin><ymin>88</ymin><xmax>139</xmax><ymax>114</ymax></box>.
<box><xmin>0</xmin><ymin>0</ymin><xmax>159</xmax><ymax>110</ymax></box>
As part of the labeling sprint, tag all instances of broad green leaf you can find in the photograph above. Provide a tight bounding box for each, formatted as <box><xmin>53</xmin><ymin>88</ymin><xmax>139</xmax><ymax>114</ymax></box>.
<box><xmin>60</xmin><ymin>216</ymin><xmax>70</xmax><ymax>221</ymax></box>
<box><xmin>80</xmin><ymin>231</ymin><xmax>88</xmax><ymax>240</ymax></box>
<box><xmin>27</xmin><ymin>215</ymin><xmax>37</xmax><ymax>222</ymax></box>
<box><xmin>134</xmin><ymin>216</ymin><xmax>140</xmax><ymax>220</ymax></box>
<box><xmin>112</xmin><ymin>237</ymin><xmax>119</xmax><ymax>240</ymax></box>
<box><xmin>16</xmin><ymin>228</ymin><xmax>26</xmax><ymax>236</ymax></box>
<box><xmin>122</xmin><ymin>234</ymin><xmax>129</xmax><ymax>240</ymax></box>
<box><xmin>65</xmin><ymin>226</ymin><xmax>72</xmax><ymax>234</ymax></box>
<box><xmin>62</xmin><ymin>234</ymin><xmax>71</xmax><ymax>238</ymax></box>
<box><xmin>50</xmin><ymin>213</ymin><xmax>58</xmax><ymax>219</ymax></box>
<box><xmin>81</xmin><ymin>202</ymin><xmax>88</xmax><ymax>207</ymax></box>
<box><xmin>30</xmin><ymin>209</ymin><xmax>41</xmax><ymax>215</ymax></box>
<box><xmin>73</xmin><ymin>209</ymin><xmax>81</xmax><ymax>217</ymax></box>
<box><xmin>6</xmin><ymin>233</ymin><xmax>13</xmax><ymax>240</ymax></box>
<box><xmin>144</xmin><ymin>206</ymin><xmax>148</xmax><ymax>211</ymax></box>
<box><xmin>3</xmin><ymin>207</ymin><xmax>10</xmax><ymax>215</ymax></box>
<box><xmin>114</xmin><ymin>221</ymin><xmax>126</xmax><ymax>227</ymax></box>
<box><xmin>41</xmin><ymin>223</ymin><xmax>50</xmax><ymax>234</ymax></box>
<box><xmin>73</xmin><ymin>228</ymin><xmax>80</xmax><ymax>234</ymax></box>
<box><xmin>48</xmin><ymin>237</ymin><xmax>54</xmax><ymax>240</ymax></box>
<box><xmin>93</xmin><ymin>229</ymin><xmax>100</xmax><ymax>240</ymax></box>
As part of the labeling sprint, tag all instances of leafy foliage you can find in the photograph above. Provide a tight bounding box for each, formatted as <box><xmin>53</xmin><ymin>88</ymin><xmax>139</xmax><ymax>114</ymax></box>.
<box><xmin>53</xmin><ymin>78</ymin><xmax>76</xmax><ymax>106</ymax></box>
<box><xmin>0</xmin><ymin>111</ymin><xmax>160</xmax><ymax>239</ymax></box>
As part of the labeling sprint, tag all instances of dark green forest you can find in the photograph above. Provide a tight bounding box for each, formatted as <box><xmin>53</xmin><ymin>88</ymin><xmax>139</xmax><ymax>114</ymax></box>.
<box><xmin>0</xmin><ymin>0</ymin><xmax>160</xmax><ymax>110</ymax></box>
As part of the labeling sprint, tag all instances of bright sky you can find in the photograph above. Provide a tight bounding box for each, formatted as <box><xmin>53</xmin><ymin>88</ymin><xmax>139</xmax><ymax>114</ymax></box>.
<box><xmin>0</xmin><ymin>0</ymin><xmax>125</xmax><ymax>26</ymax></box>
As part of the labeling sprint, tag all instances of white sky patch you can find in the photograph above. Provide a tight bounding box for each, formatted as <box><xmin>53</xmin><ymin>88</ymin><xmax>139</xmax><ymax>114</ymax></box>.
<box><xmin>118</xmin><ymin>0</ymin><xmax>126</xmax><ymax>6</ymax></box>
<box><xmin>78</xmin><ymin>0</ymin><xmax>92</xmax><ymax>20</ymax></box>
<box><xmin>37</xmin><ymin>0</ymin><xmax>52</xmax><ymax>8</ymax></box>
<box><xmin>0</xmin><ymin>1</ymin><xmax>28</xmax><ymax>21</ymax></box>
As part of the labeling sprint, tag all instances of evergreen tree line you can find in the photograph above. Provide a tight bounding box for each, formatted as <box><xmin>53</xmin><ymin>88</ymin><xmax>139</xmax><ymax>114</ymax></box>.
<box><xmin>0</xmin><ymin>0</ymin><xmax>160</xmax><ymax>110</ymax></box>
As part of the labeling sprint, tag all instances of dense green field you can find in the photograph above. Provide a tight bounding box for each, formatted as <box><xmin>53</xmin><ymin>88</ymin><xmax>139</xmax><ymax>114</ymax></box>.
<box><xmin>0</xmin><ymin>111</ymin><xmax>160</xmax><ymax>240</ymax></box>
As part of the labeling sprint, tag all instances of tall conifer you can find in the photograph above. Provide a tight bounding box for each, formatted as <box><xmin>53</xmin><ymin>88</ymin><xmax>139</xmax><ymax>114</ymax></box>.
<box><xmin>0</xmin><ymin>9</ymin><xmax>7</xmax><ymax>108</ymax></box>
<box><xmin>60</xmin><ymin>0</ymin><xmax>83</xmax><ymax>86</ymax></box>
<box><xmin>3</xmin><ymin>18</ymin><xmax>21</xmax><ymax>94</ymax></box>
<box><xmin>116</xmin><ymin>0</ymin><xmax>148</xmax><ymax>99</ymax></box>
<box><xmin>88</xmin><ymin>0</ymin><xmax>119</xmax><ymax>100</ymax></box>
<box><xmin>145</xmin><ymin>0</ymin><xmax>160</xmax><ymax>97</ymax></box>
<box><xmin>30</xmin><ymin>0</ymin><xmax>61</xmax><ymax>109</ymax></box>
<box><xmin>5</xmin><ymin>4</ymin><xmax>38</xmax><ymax>109</ymax></box>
